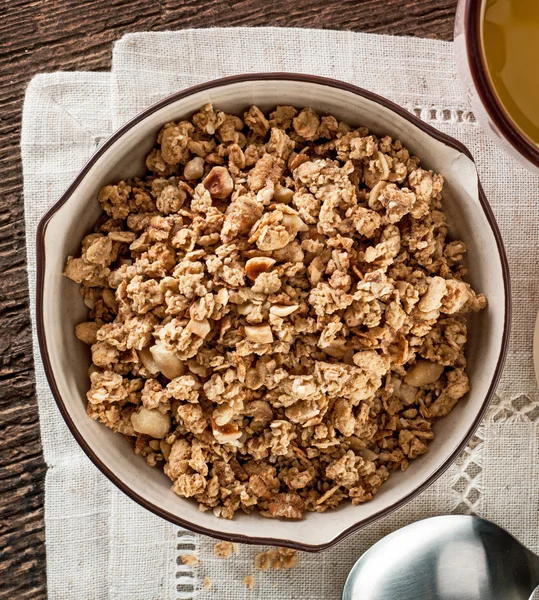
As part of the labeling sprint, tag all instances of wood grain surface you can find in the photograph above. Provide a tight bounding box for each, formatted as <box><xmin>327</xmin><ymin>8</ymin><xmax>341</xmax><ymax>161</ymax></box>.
<box><xmin>0</xmin><ymin>0</ymin><xmax>456</xmax><ymax>597</ymax></box>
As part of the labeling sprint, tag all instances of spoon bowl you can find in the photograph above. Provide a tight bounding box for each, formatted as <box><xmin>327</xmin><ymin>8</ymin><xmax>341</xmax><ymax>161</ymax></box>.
<box><xmin>343</xmin><ymin>515</ymin><xmax>539</xmax><ymax>600</ymax></box>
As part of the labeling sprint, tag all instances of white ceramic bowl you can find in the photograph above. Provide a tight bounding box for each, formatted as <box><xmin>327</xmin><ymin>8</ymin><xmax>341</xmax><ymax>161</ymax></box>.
<box><xmin>37</xmin><ymin>74</ymin><xmax>510</xmax><ymax>551</ymax></box>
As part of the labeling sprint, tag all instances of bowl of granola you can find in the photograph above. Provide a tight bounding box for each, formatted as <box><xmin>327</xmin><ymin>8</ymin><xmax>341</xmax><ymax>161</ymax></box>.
<box><xmin>36</xmin><ymin>74</ymin><xmax>510</xmax><ymax>551</ymax></box>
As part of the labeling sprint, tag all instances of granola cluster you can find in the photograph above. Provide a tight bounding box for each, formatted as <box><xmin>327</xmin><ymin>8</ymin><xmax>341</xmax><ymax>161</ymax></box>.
<box><xmin>64</xmin><ymin>103</ymin><xmax>486</xmax><ymax>520</ymax></box>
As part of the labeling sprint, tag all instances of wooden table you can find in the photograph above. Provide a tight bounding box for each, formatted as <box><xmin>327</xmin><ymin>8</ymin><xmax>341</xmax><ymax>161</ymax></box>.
<box><xmin>0</xmin><ymin>1</ymin><xmax>456</xmax><ymax>596</ymax></box>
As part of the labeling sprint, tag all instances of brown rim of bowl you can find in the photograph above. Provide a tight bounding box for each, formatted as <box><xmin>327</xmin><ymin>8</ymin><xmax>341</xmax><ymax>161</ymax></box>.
<box><xmin>36</xmin><ymin>72</ymin><xmax>511</xmax><ymax>552</ymax></box>
<box><xmin>465</xmin><ymin>0</ymin><xmax>539</xmax><ymax>166</ymax></box>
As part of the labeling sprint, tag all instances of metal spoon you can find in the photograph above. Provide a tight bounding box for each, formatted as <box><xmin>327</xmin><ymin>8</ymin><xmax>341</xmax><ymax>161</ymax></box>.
<box><xmin>342</xmin><ymin>515</ymin><xmax>539</xmax><ymax>600</ymax></box>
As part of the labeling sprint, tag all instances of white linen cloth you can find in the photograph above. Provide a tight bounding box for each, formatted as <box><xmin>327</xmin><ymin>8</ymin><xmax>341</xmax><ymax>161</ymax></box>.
<box><xmin>21</xmin><ymin>28</ymin><xmax>539</xmax><ymax>600</ymax></box>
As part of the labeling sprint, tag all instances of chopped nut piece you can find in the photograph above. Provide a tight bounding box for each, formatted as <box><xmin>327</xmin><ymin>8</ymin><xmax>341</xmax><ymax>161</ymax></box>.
<box><xmin>282</xmin><ymin>213</ymin><xmax>309</xmax><ymax>234</ymax></box>
<box><xmin>203</xmin><ymin>166</ymin><xmax>234</xmax><ymax>199</ymax></box>
<box><xmin>86</xmin><ymin>237</ymin><xmax>112</xmax><ymax>267</ymax></box>
<box><xmin>273</xmin><ymin>186</ymin><xmax>294</xmax><ymax>203</ymax></box>
<box><xmin>245</xmin><ymin>256</ymin><xmax>276</xmax><ymax>280</ymax></box>
<box><xmin>256</xmin><ymin>226</ymin><xmax>292</xmax><ymax>251</ymax></box>
<box><xmin>364</xmin><ymin>151</ymin><xmax>390</xmax><ymax>188</ymax></box>
<box><xmin>237</xmin><ymin>302</ymin><xmax>255</xmax><ymax>316</ymax></box>
<box><xmin>131</xmin><ymin>408</ymin><xmax>171</xmax><ymax>438</ymax></box>
<box><xmin>203</xmin><ymin>577</ymin><xmax>212</xmax><ymax>590</ymax></box>
<box><xmin>269</xmin><ymin>304</ymin><xmax>299</xmax><ymax>317</ymax></box>
<box><xmin>212</xmin><ymin>419</ymin><xmax>242</xmax><ymax>444</ymax></box>
<box><xmin>243</xmin><ymin>575</ymin><xmax>255</xmax><ymax>589</ymax></box>
<box><xmin>149</xmin><ymin>343</ymin><xmax>184</xmax><ymax>380</ymax></box>
<box><xmin>404</xmin><ymin>359</ymin><xmax>445</xmax><ymax>386</ymax></box>
<box><xmin>418</xmin><ymin>277</ymin><xmax>447</xmax><ymax>312</ymax></box>
<box><xmin>244</xmin><ymin>324</ymin><xmax>274</xmax><ymax>344</ymax></box>
<box><xmin>75</xmin><ymin>322</ymin><xmax>100</xmax><ymax>345</ymax></box>
<box><xmin>183</xmin><ymin>156</ymin><xmax>205</xmax><ymax>180</ymax></box>
<box><xmin>368</xmin><ymin>181</ymin><xmax>387</xmax><ymax>211</ymax></box>
<box><xmin>186</xmin><ymin>317</ymin><xmax>211</xmax><ymax>339</ymax></box>
<box><xmin>137</xmin><ymin>347</ymin><xmax>160</xmax><ymax>375</ymax></box>
<box><xmin>108</xmin><ymin>231</ymin><xmax>137</xmax><ymax>243</ymax></box>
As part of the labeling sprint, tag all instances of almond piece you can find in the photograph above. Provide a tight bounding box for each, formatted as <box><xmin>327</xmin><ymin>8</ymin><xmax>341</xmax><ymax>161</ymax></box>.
<box><xmin>88</xmin><ymin>364</ymin><xmax>100</xmax><ymax>378</ymax></box>
<box><xmin>404</xmin><ymin>359</ymin><xmax>445</xmax><ymax>386</ymax></box>
<box><xmin>392</xmin><ymin>376</ymin><xmax>419</xmax><ymax>405</ymax></box>
<box><xmin>244</xmin><ymin>324</ymin><xmax>273</xmax><ymax>344</ymax></box>
<box><xmin>75</xmin><ymin>322</ymin><xmax>100</xmax><ymax>345</ymax></box>
<box><xmin>160</xmin><ymin>440</ymin><xmax>171</xmax><ymax>460</ymax></box>
<box><xmin>149</xmin><ymin>342</ymin><xmax>185</xmax><ymax>380</ymax></box>
<box><xmin>377</xmin><ymin>151</ymin><xmax>390</xmax><ymax>180</ymax></box>
<box><xmin>245</xmin><ymin>256</ymin><xmax>276</xmax><ymax>280</ymax></box>
<box><xmin>269</xmin><ymin>304</ymin><xmax>299</xmax><ymax>317</ymax></box>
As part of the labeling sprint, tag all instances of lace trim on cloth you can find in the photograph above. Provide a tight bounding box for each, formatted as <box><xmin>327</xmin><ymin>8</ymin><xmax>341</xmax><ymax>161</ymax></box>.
<box><xmin>176</xmin><ymin>530</ymin><xmax>198</xmax><ymax>599</ymax></box>
<box><xmin>407</xmin><ymin>105</ymin><xmax>478</xmax><ymax>125</ymax></box>
<box><xmin>488</xmin><ymin>393</ymin><xmax>539</xmax><ymax>424</ymax></box>
<box><xmin>448</xmin><ymin>392</ymin><xmax>539</xmax><ymax>519</ymax></box>
<box><xmin>450</xmin><ymin>428</ymin><xmax>484</xmax><ymax>515</ymax></box>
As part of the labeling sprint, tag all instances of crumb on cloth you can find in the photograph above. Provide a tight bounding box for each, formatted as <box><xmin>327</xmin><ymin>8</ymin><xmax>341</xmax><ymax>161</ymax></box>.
<box><xmin>180</xmin><ymin>553</ymin><xmax>199</xmax><ymax>567</ymax></box>
<box><xmin>214</xmin><ymin>540</ymin><xmax>238</xmax><ymax>558</ymax></box>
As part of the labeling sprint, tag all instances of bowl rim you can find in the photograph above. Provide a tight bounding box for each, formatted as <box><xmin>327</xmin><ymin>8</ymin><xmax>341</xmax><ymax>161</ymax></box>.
<box><xmin>464</xmin><ymin>0</ymin><xmax>539</xmax><ymax>167</ymax></box>
<box><xmin>36</xmin><ymin>72</ymin><xmax>511</xmax><ymax>552</ymax></box>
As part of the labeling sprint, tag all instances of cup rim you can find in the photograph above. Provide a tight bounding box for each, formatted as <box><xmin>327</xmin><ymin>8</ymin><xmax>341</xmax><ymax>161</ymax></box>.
<box><xmin>35</xmin><ymin>72</ymin><xmax>511</xmax><ymax>551</ymax></box>
<box><xmin>465</xmin><ymin>0</ymin><xmax>539</xmax><ymax>166</ymax></box>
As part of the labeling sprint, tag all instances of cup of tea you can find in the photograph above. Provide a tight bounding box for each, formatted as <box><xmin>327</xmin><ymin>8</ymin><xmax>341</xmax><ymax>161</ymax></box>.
<box><xmin>455</xmin><ymin>0</ymin><xmax>539</xmax><ymax>172</ymax></box>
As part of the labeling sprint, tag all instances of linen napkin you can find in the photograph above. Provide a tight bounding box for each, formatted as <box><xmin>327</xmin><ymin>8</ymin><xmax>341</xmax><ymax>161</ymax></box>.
<box><xmin>22</xmin><ymin>28</ymin><xmax>539</xmax><ymax>600</ymax></box>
